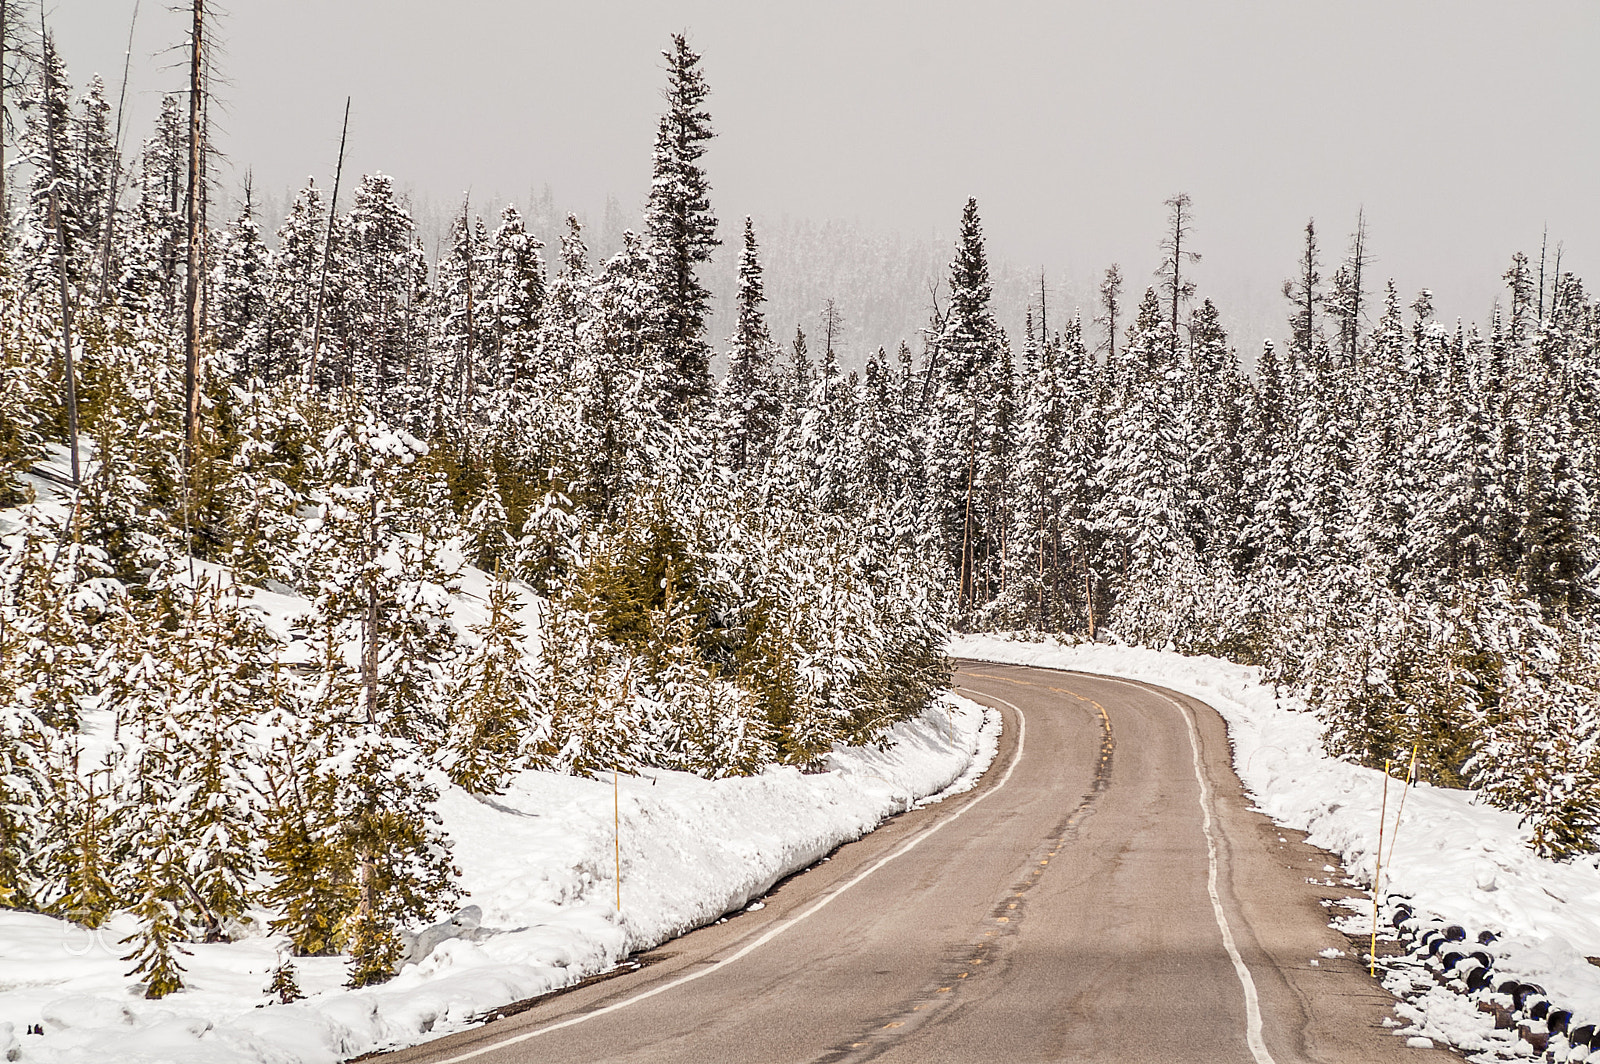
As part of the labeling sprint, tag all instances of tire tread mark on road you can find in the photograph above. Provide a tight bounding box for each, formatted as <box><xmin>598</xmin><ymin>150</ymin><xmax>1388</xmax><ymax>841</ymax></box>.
<box><xmin>1070</xmin><ymin>671</ymin><xmax>1281</xmax><ymax>1064</ymax></box>
<box><xmin>815</xmin><ymin>676</ymin><xmax>1114</xmax><ymax>1063</ymax></box>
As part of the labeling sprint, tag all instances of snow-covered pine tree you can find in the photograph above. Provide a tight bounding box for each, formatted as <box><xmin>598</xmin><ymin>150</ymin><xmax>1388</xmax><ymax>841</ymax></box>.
<box><xmin>0</xmin><ymin>273</ymin><xmax>50</xmax><ymax>502</ymax></box>
<box><xmin>1184</xmin><ymin>299</ymin><xmax>1251</xmax><ymax>574</ymax></box>
<box><xmin>541</xmin><ymin>554</ymin><xmax>639</xmax><ymax>776</ymax></box>
<box><xmin>162</xmin><ymin>571</ymin><xmax>277</xmax><ymax>940</ymax></box>
<box><xmin>442</xmin><ymin>565</ymin><xmax>548</xmax><ymax>793</ymax></box>
<box><xmin>2</xmin><ymin>502</ymin><xmax>111</xmax><ymax>732</ymax></box>
<box><xmin>924</xmin><ymin>199</ymin><xmax>1009</xmax><ymax>619</ymax></box>
<box><xmin>262</xmin><ymin>179</ymin><xmax>327</xmax><ymax>381</ymax></box>
<box><xmin>1006</xmin><ymin>313</ymin><xmax>1074</xmax><ymax>629</ymax></box>
<box><xmin>71</xmin><ymin>75</ymin><xmax>116</xmax><ymax>290</ymax></box>
<box><xmin>1469</xmin><ymin>612</ymin><xmax>1600</xmax><ymax>858</ymax></box>
<box><xmin>334</xmin><ymin>728</ymin><xmax>457</xmax><ymax>986</ymax></box>
<box><xmin>0</xmin><ymin>523</ymin><xmax>50</xmax><ymax>907</ymax></box>
<box><xmin>35</xmin><ymin>739</ymin><xmax>120</xmax><ymax>927</ymax></box>
<box><xmin>14</xmin><ymin>34</ymin><xmax>83</xmax><ymax>296</ymax></box>
<box><xmin>572</xmin><ymin>228</ymin><xmax>667</xmax><ymax>512</ymax></box>
<box><xmin>100</xmin><ymin>577</ymin><xmax>192</xmax><ymax>996</ymax></box>
<box><xmin>462</xmin><ymin>472</ymin><xmax>512</xmax><ymax>573</ymax></box>
<box><xmin>115</xmin><ymin>95</ymin><xmax>185</xmax><ymax>317</ymax></box>
<box><xmin>258</xmin><ymin>709</ymin><xmax>350</xmax><ymax>957</ymax></box>
<box><xmin>485</xmin><ymin>204</ymin><xmax>545</xmax><ymax>395</ymax></box>
<box><xmin>267</xmin><ymin>953</ymin><xmax>303</xmax><ymax>1004</ymax></box>
<box><xmin>1282</xmin><ymin>218</ymin><xmax>1324</xmax><ymax>368</ymax></box>
<box><xmin>433</xmin><ymin>201</ymin><xmax>491</xmax><ymax>425</ymax></box>
<box><xmin>643</xmin><ymin>33</ymin><xmax>719</xmax><ymax>417</ymax></box>
<box><xmin>720</xmin><ymin>217</ymin><xmax>782</xmax><ymax>472</ymax></box>
<box><xmin>211</xmin><ymin>187</ymin><xmax>271</xmax><ymax>380</ymax></box>
<box><xmin>1095</xmin><ymin>290</ymin><xmax>1188</xmax><ymax>573</ymax></box>
<box><xmin>289</xmin><ymin>416</ymin><xmax>460</xmax><ymax>980</ymax></box>
<box><xmin>345</xmin><ymin>173</ymin><xmax>425</xmax><ymax>419</ymax></box>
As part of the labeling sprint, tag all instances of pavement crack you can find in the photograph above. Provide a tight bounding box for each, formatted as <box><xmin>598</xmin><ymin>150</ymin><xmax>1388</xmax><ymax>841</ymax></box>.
<box><xmin>816</xmin><ymin>679</ymin><xmax>1117</xmax><ymax>1063</ymax></box>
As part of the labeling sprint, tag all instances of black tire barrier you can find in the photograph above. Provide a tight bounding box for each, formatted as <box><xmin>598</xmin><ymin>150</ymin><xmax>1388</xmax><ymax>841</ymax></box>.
<box><xmin>1513</xmin><ymin>983</ymin><xmax>1546</xmax><ymax>1011</ymax></box>
<box><xmin>1375</xmin><ymin>901</ymin><xmax>1596</xmax><ymax>1059</ymax></box>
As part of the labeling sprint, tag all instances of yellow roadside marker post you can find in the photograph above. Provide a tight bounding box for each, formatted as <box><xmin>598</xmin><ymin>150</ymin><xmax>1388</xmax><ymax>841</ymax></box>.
<box><xmin>1385</xmin><ymin>744</ymin><xmax>1421</xmax><ymax>873</ymax></box>
<box><xmin>615</xmin><ymin>769</ymin><xmax>622</xmax><ymax>912</ymax></box>
<box><xmin>1369</xmin><ymin>744</ymin><xmax>1421</xmax><ymax>975</ymax></box>
<box><xmin>1371</xmin><ymin>759</ymin><xmax>1392</xmax><ymax>976</ymax></box>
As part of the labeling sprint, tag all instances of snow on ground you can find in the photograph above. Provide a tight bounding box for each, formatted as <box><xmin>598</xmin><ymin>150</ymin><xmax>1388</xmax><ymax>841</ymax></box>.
<box><xmin>953</xmin><ymin>633</ymin><xmax>1600</xmax><ymax>1058</ymax></box>
<box><xmin>1</xmin><ymin>449</ymin><xmax>1001</xmax><ymax>1062</ymax></box>
<box><xmin>0</xmin><ymin>695</ymin><xmax>996</xmax><ymax>1063</ymax></box>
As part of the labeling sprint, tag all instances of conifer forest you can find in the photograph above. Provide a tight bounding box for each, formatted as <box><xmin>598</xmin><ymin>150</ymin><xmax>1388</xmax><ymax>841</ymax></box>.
<box><xmin>2</xmin><ymin>18</ymin><xmax>1598</xmax><ymax>999</ymax></box>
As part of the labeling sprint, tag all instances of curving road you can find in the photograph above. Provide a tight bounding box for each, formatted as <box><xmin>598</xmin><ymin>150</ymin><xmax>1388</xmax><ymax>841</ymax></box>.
<box><xmin>381</xmin><ymin>662</ymin><xmax>1459</xmax><ymax>1063</ymax></box>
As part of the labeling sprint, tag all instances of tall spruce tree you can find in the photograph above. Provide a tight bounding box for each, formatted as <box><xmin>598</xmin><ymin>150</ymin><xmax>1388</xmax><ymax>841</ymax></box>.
<box><xmin>721</xmin><ymin>216</ymin><xmax>781</xmax><ymax>472</ymax></box>
<box><xmin>644</xmin><ymin>33</ymin><xmax>719</xmax><ymax>416</ymax></box>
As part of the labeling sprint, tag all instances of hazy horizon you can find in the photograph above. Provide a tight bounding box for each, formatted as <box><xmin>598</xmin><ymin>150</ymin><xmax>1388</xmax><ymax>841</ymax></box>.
<box><xmin>43</xmin><ymin>0</ymin><xmax>1600</xmax><ymax>360</ymax></box>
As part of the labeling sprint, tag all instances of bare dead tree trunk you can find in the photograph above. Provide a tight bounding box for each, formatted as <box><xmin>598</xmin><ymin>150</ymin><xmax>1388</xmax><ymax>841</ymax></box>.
<box><xmin>1537</xmin><ymin>227</ymin><xmax>1548</xmax><ymax>323</ymax></box>
<box><xmin>918</xmin><ymin>280</ymin><xmax>944</xmax><ymax>411</ymax></box>
<box><xmin>461</xmin><ymin>196</ymin><xmax>475</xmax><ymax>418</ymax></box>
<box><xmin>1158</xmin><ymin>194</ymin><xmax>1198</xmax><ymax>363</ymax></box>
<box><xmin>183</xmin><ymin>0</ymin><xmax>204</xmax><ymax>464</ymax></box>
<box><xmin>199</xmin><ymin>56</ymin><xmax>212</xmax><ymax>330</ymax></box>
<box><xmin>1167</xmin><ymin>197</ymin><xmax>1187</xmax><ymax>354</ymax></box>
<box><xmin>96</xmin><ymin>0</ymin><xmax>138</xmax><ymax>304</ymax></box>
<box><xmin>1037</xmin><ymin>271</ymin><xmax>1048</xmax><ymax>342</ymax></box>
<box><xmin>308</xmin><ymin>96</ymin><xmax>351</xmax><ymax>388</ymax></box>
<box><xmin>1</xmin><ymin>0</ymin><xmax>9</xmax><ymax>252</ymax></box>
<box><xmin>1550</xmin><ymin>243</ymin><xmax>1565</xmax><ymax>319</ymax></box>
<box><xmin>1347</xmin><ymin>207</ymin><xmax>1367</xmax><ymax>362</ymax></box>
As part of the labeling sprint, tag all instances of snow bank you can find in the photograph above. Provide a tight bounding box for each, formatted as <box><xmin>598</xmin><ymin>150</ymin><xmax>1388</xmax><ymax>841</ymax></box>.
<box><xmin>0</xmin><ymin>697</ymin><xmax>996</xmax><ymax>1063</ymax></box>
<box><xmin>952</xmin><ymin>633</ymin><xmax>1600</xmax><ymax>1056</ymax></box>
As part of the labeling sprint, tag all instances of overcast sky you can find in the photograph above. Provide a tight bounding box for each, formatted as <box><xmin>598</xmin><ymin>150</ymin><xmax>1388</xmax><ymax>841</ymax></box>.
<box><xmin>46</xmin><ymin>0</ymin><xmax>1600</xmax><ymax>351</ymax></box>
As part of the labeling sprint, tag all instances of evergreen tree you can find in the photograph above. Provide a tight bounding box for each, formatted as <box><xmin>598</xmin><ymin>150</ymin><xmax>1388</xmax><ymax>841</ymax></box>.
<box><xmin>721</xmin><ymin>217</ymin><xmax>782</xmax><ymax>472</ymax></box>
<box><xmin>346</xmin><ymin>173</ymin><xmax>425</xmax><ymax>415</ymax></box>
<box><xmin>212</xmin><ymin>187</ymin><xmax>271</xmax><ymax>380</ymax></box>
<box><xmin>925</xmin><ymin>199</ymin><xmax>1009</xmax><ymax>617</ymax></box>
<box><xmin>643</xmin><ymin>34</ymin><xmax>719</xmax><ymax>416</ymax></box>
<box><xmin>485</xmin><ymin>204</ymin><xmax>545</xmax><ymax>393</ymax></box>
<box><xmin>443</xmin><ymin>567</ymin><xmax>548</xmax><ymax>793</ymax></box>
<box><xmin>263</xmin><ymin>179</ymin><xmax>327</xmax><ymax>381</ymax></box>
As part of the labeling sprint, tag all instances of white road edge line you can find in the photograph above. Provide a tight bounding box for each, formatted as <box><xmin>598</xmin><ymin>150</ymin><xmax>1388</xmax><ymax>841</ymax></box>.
<box><xmin>1097</xmin><ymin>676</ymin><xmax>1279</xmax><ymax>1064</ymax></box>
<box><xmin>424</xmin><ymin>695</ymin><xmax>1027</xmax><ymax>1064</ymax></box>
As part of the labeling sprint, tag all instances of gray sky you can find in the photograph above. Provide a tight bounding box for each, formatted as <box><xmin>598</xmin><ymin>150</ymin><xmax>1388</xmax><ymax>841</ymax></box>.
<box><xmin>47</xmin><ymin>0</ymin><xmax>1600</xmax><ymax>354</ymax></box>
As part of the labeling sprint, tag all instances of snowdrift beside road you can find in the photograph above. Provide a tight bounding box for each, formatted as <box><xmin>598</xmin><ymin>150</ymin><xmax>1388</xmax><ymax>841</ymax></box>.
<box><xmin>952</xmin><ymin>633</ymin><xmax>1600</xmax><ymax>1056</ymax></box>
<box><xmin>0</xmin><ymin>695</ymin><xmax>996</xmax><ymax>1064</ymax></box>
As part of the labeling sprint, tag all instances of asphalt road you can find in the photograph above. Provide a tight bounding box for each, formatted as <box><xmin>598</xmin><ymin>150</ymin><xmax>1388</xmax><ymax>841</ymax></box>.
<box><xmin>381</xmin><ymin>661</ymin><xmax>1460</xmax><ymax>1063</ymax></box>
